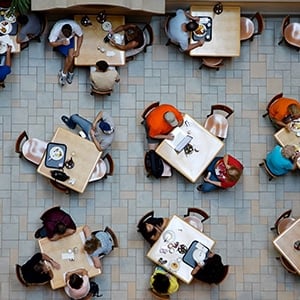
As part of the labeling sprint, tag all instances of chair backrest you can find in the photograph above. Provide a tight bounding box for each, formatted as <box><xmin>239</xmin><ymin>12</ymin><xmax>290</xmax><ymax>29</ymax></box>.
<box><xmin>104</xmin><ymin>226</ymin><xmax>119</xmax><ymax>248</ymax></box>
<box><xmin>15</xmin><ymin>131</ymin><xmax>29</xmax><ymax>158</ymax></box>
<box><xmin>263</xmin><ymin>92</ymin><xmax>283</xmax><ymax>117</ymax></box>
<box><xmin>279</xmin><ymin>256</ymin><xmax>297</xmax><ymax>274</ymax></box>
<box><xmin>259</xmin><ymin>159</ymin><xmax>278</xmax><ymax>181</ymax></box>
<box><xmin>207</xmin><ymin>104</ymin><xmax>234</xmax><ymax>119</ymax></box>
<box><xmin>141</xmin><ymin>101</ymin><xmax>160</xmax><ymax>121</ymax></box>
<box><xmin>149</xmin><ymin>288</ymin><xmax>170</xmax><ymax>300</ymax></box>
<box><xmin>184</xmin><ymin>207</ymin><xmax>210</xmax><ymax>223</ymax></box>
<box><xmin>89</xmin><ymin>153</ymin><xmax>114</xmax><ymax>182</ymax></box>
<box><xmin>200</xmin><ymin>57</ymin><xmax>224</xmax><ymax>70</ymax></box>
<box><xmin>271</xmin><ymin>209</ymin><xmax>294</xmax><ymax>235</ymax></box>
<box><xmin>137</xmin><ymin>210</ymin><xmax>154</xmax><ymax>230</ymax></box>
<box><xmin>252</xmin><ymin>12</ymin><xmax>265</xmax><ymax>36</ymax></box>
<box><xmin>15</xmin><ymin>264</ymin><xmax>29</xmax><ymax>287</ymax></box>
<box><xmin>281</xmin><ymin>15</ymin><xmax>290</xmax><ymax>37</ymax></box>
<box><xmin>49</xmin><ymin>179</ymin><xmax>70</xmax><ymax>194</ymax></box>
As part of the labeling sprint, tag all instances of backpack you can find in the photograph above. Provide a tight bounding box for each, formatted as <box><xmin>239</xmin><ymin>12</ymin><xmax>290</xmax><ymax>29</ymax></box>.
<box><xmin>144</xmin><ymin>150</ymin><xmax>164</xmax><ymax>178</ymax></box>
<box><xmin>89</xmin><ymin>281</ymin><xmax>102</xmax><ymax>297</ymax></box>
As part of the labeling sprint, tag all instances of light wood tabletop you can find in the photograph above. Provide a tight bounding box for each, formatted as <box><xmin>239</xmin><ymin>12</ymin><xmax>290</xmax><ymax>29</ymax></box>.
<box><xmin>147</xmin><ymin>215</ymin><xmax>216</xmax><ymax>284</ymax></box>
<box><xmin>273</xmin><ymin>218</ymin><xmax>300</xmax><ymax>275</ymax></box>
<box><xmin>37</xmin><ymin>127</ymin><xmax>101</xmax><ymax>193</ymax></box>
<box><xmin>189</xmin><ymin>6</ymin><xmax>240</xmax><ymax>57</ymax></box>
<box><xmin>74</xmin><ymin>15</ymin><xmax>125</xmax><ymax>66</ymax></box>
<box><xmin>155</xmin><ymin>114</ymin><xmax>224</xmax><ymax>183</ymax></box>
<box><xmin>38</xmin><ymin>226</ymin><xmax>101</xmax><ymax>289</ymax></box>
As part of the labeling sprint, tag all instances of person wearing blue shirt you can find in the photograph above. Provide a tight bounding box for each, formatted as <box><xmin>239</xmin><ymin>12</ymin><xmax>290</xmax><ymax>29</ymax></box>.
<box><xmin>0</xmin><ymin>45</ymin><xmax>11</xmax><ymax>82</ymax></box>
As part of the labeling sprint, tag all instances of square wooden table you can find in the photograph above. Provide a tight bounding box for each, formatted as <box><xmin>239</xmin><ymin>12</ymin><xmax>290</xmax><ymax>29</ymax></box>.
<box><xmin>155</xmin><ymin>114</ymin><xmax>224</xmax><ymax>183</ymax></box>
<box><xmin>38</xmin><ymin>226</ymin><xmax>101</xmax><ymax>289</ymax></box>
<box><xmin>189</xmin><ymin>6</ymin><xmax>240</xmax><ymax>57</ymax></box>
<box><xmin>37</xmin><ymin>127</ymin><xmax>101</xmax><ymax>193</ymax></box>
<box><xmin>147</xmin><ymin>215</ymin><xmax>216</xmax><ymax>284</ymax></box>
<box><xmin>273</xmin><ymin>218</ymin><xmax>300</xmax><ymax>275</ymax></box>
<box><xmin>74</xmin><ymin>15</ymin><xmax>125</xmax><ymax>66</ymax></box>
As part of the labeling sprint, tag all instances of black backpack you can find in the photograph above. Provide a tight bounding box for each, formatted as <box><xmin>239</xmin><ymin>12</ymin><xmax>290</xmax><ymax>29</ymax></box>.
<box><xmin>89</xmin><ymin>281</ymin><xmax>102</xmax><ymax>297</ymax></box>
<box><xmin>144</xmin><ymin>150</ymin><xmax>164</xmax><ymax>178</ymax></box>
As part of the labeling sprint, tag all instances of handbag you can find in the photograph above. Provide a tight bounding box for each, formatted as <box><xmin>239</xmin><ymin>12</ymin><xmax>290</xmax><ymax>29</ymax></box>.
<box><xmin>50</xmin><ymin>170</ymin><xmax>69</xmax><ymax>182</ymax></box>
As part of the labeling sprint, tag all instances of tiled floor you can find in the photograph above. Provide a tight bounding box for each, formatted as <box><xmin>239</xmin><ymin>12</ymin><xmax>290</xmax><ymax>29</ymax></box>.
<box><xmin>2</xmin><ymin>15</ymin><xmax>300</xmax><ymax>300</ymax></box>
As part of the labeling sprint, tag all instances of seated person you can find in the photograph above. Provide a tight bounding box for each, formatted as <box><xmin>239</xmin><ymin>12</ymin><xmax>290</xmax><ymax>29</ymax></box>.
<box><xmin>150</xmin><ymin>266</ymin><xmax>179</xmax><ymax>296</ymax></box>
<box><xmin>167</xmin><ymin>9</ymin><xmax>204</xmax><ymax>52</ymax></box>
<box><xmin>197</xmin><ymin>154</ymin><xmax>243</xmax><ymax>193</ymax></box>
<box><xmin>61</xmin><ymin>111</ymin><xmax>115</xmax><ymax>153</ymax></box>
<box><xmin>268</xmin><ymin>97</ymin><xmax>300</xmax><ymax>128</ymax></box>
<box><xmin>109</xmin><ymin>24</ymin><xmax>144</xmax><ymax>55</ymax></box>
<box><xmin>192</xmin><ymin>252</ymin><xmax>229</xmax><ymax>284</ymax></box>
<box><xmin>19</xmin><ymin>252</ymin><xmax>60</xmax><ymax>285</ymax></box>
<box><xmin>145</xmin><ymin>104</ymin><xmax>184</xmax><ymax>142</ymax></box>
<box><xmin>16</xmin><ymin>13</ymin><xmax>43</xmax><ymax>49</ymax></box>
<box><xmin>64</xmin><ymin>268</ymin><xmax>91</xmax><ymax>300</ymax></box>
<box><xmin>83</xmin><ymin>225</ymin><xmax>114</xmax><ymax>269</ymax></box>
<box><xmin>0</xmin><ymin>45</ymin><xmax>12</xmax><ymax>82</ymax></box>
<box><xmin>34</xmin><ymin>206</ymin><xmax>76</xmax><ymax>240</ymax></box>
<box><xmin>90</xmin><ymin>60</ymin><xmax>120</xmax><ymax>92</ymax></box>
<box><xmin>137</xmin><ymin>216</ymin><xmax>169</xmax><ymax>245</ymax></box>
<box><xmin>265</xmin><ymin>144</ymin><xmax>299</xmax><ymax>176</ymax></box>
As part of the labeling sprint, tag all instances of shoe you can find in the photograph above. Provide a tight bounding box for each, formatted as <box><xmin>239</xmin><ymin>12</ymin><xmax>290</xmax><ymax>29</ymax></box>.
<box><xmin>34</xmin><ymin>227</ymin><xmax>43</xmax><ymax>239</ymax></box>
<box><xmin>196</xmin><ymin>184</ymin><xmax>203</xmax><ymax>192</ymax></box>
<box><xmin>66</xmin><ymin>72</ymin><xmax>74</xmax><ymax>84</ymax></box>
<box><xmin>61</xmin><ymin>115</ymin><xmax>70</xmax><ymax>126</ymax></box>
<box><xmin>58</xmin><ymin>70</ymin><xmax>67</xmax><ymax>86</ymax></box>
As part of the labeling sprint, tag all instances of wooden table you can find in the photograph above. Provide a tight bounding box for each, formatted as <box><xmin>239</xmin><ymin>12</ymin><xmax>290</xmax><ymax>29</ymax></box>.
<box><xmin>273</xmin><ymin>218</ymin><xmax>300</xmax><ymax>275</ymax></box>
<box><xmin>155</xmin><ymin>114</ymin><xmax>224</xmax><ymax>183</ymax></box>
<box><xmin>147</xmin><ymin>215</ymin><xmax>216</xmax><ymax>284</ymax></box>
<box><xmin>37</xmin><ymin>127</ymin><xmax>101</xmax><ymax>193</ymax></box>
<box><xmin>74</xmin><ymin>15</ymin><xmax>125</xmax><ymax>66</ymax></box>
<box><xmin>38</xmin><ymin>226</ymin><xmax>101</xmax><ymax>289</ymax></box>
<box><xmin>189</xmin><ymin>6</ymin><xmax>240</xmax><ymax>57</ymax></box>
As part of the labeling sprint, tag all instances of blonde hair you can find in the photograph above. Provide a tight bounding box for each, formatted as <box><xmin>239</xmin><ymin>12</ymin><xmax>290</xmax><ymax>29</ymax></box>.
<box><xmin>227</xmin><ymin>166</ymin><xmax>242</xmax><ymax>182</ymax></box>
<box><xmin>287</xmin><ymin>104</ymin><xmax>300</xmax><ymax>117</ymax></box>
<box><xmin>84</xmin><ymin>235</ymin><xmax>100</xmax><ymax>254</ymax></box>
<box><xmin>281</xmin><ymin>145</ymin><xmax>296</xmax><ymax>159</ymax></box>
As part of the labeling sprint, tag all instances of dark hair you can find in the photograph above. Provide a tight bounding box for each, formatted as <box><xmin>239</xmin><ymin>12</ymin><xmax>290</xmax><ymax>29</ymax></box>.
<box><xmin>96</xmin><ymin>60</ymin><xmax>109</xmax><ymax>72</ymax></box>
<box><xmin>55</xmin><ymin>222</ymin><xmax>67</xmax><ymax>235</ymax></box>
<box><xmin>17</xmin><ymin>15</ymin><xmax>29</xmax><ymax>25</ymax></box>
<box><xmin>138</xmin><ymin>222</ymin><xmax>157</xmax><ymax>244</ymax></box>
<box><xmin>62</xmin><ymin>24</ymin><xmax>72</xmax><ymax>38</ymax></box>
<box><xmin>69</xmin><ymin>273</ymin><xmax>83</xmax><ymax>289</ymax></box>
<box><xmin>152</xmin><ymin>273</ymin><xmax>170</xmax><ymax>294</ymax></box>
<box><xmin>186</xmin><ymin>21</ymin><xmax>198</xmax><ymax>32</ymax></box>
<box><xmin>33</xmin><ymin>261</ymin><xmax>44</xmax><ymax>273</ymax></box>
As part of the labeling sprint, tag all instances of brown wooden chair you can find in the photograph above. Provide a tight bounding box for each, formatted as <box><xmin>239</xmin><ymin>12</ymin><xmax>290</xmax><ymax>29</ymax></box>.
<box><xmin>199</xmin><ymin>57</ymin><xmax>224</xmax><ymax>71</ymax></box>
<box><xmin>259</xmin><ymin>159</ymin><xmax>278</xmax><ymax>181</ymax></box>
<box><xmin>240</xmin><ymin>12</ymin><xmax>265</xmax><ymax>41</ymax></box>
<box><xmin>104</xmin><ymin>226</ymin><xmax>119</xmax><ymax>248</ymax></box>
<box><xmin>184</xmin><ymin>207</ymin><xmax>210</xmax><ymax>232</ymax></box>
<box><xmin>89</xmin><ymin>153</ymin><xmax>114</xmax><ymax>182</ymax></box>
<box><xmin>277</xmin><ymin>256</ymin><xmax>297</xmax><ymax>274</ymax></box>
<box><xmin>278</xmin><ymin>16</ymin><xmax>300</xmax><ymax>51</ymax></box>
<box><xmin>149</xmin><ymin>288</ymin><xmax>170</xmax><ymax>299</ymax></box>
<box><xmin>204</xmin><ymin>104</ymin><xmax>234</xmax><ymax>140</ymax></box>
<box><xmin>271</xmin><ymin>209</ymin><xmax>296</xmax><ymax>235</ymax></box>
<box><xmin>141</xmin><ymin>101</ymin><xmax>160</xmax><ymax>124</ymax></box>
<box><xmin>15</xmin><ymin>131</ymin><xmax>47</xmax><ymax>165</ymax></box>
<box><xmin>137</xmin><ymin>210</ymin><xmax>154</xmax><ymax>231</ymax></box>
<box><xmin>15</xmin><ymin>264</ymin><xmax>29</xmax><ymax>287</ymax></box>
<box><xmin>262</xmin><ymin>92</ymin><xmax>283</xmax><ymax>118</ymax></box>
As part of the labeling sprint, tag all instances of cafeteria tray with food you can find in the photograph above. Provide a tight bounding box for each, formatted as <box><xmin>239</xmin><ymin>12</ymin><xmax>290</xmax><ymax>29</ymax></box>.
<box><xmin>192</xmin><ymin>16</ymin><xmax>212</xmax><ymax>42</ymax></box>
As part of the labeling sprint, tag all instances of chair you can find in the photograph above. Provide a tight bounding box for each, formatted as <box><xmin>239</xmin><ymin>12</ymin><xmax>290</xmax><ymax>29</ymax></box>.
<box><xmin>262</xmin><ymin>92</ymin><xmax>283</xmax><ymax>118</ymax></box>
<box><xmin>204</xmin><ymin>104</ymin><xmax>234</xmax><ymax>140</ymax></box>
<box><xmin>104</xmin><ymin>226</ymin><xmax>119</xmax><ymax>248</ymax></box>
<box><xmin>89</xmin><ymin>153</ymin><xmax>114</xmax><ymax>182</ymax></box>
<box><xmin>277</xmin><ymin>256</ymin><xmax>297</xmax><ymax>274</ymax></box>
<box><xmin>90</xmin><ymin>86</ymin><xmax>112</xmax><ymax>96</ymax></box>
<box><xmin>278</xmin><ymin>16</ymin><xmax>300</xmax><ymax>51</ymax></box>
<box><xmin>184</xmin><ymin>207</ymin><xmax>210</xmax><ymax>232</ymax></box>
<box><xmin>15</xmin><ymin>264</ymin><xmax>29</xmax><ymax>287</ymax></box>
<box><xmin>126</xmin><ymin>24</ymin><xmax>154</xmax><ymax>60</ymax></box>
<box><xmin>137</xmin><ymin>210</ymin><xmax>154</xmax><ymax>231</ymax></box>
<box><xmin>199</xmin><ymin>57</ymin><xmax>224</xmax><ymax>71</ymax></box>
<box><xmin>149</xmin><ymin>289</ymin><xmax>170</xmax><ymax>300</ymax></box>
<box><xmin>49</xmin><ymin>179</ymin><xmax>71</xmax><ymax>194</ymax></box>
<box><xmin>240</xmin><ymin>12</ymin><xmax>265</xmax><ymax>41</ymax></box>
<box><xmin>259</xmin><ymin>159</ymin><xmax>278</xmax><ymax>181</ymax></box>
<box><xmin>270</xmin><ymin>209</ymin><xmax>295</xmax><ymax>235</ymax></box>
<box><xmin>32</xmin><ymin>14</ymin><xmax>47</xmax><ymax>43</ymax></box>
<box><xmin>15</xmin><ymin>131</ymin><xmax>47</xmax><ymax>165</ymax></box>
<box><xmin>141</xmin><ymin>101</ymin><xmax>160</xmax><ymax>124</ymax></box>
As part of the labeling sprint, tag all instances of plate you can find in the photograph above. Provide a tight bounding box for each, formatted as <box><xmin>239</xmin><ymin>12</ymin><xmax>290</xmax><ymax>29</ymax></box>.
<box><xmin>0</xmin><ymin>42</ymin><xmax>7</xmax><ymax>54</ymax></box>
<box><xmin>289</xmin><ymin>119</ymin><xmax>300</xmax><ymax>133</ymax></box>
<box><xmin>0</xmin><ymin>21</ymin><xmax>12</xmax><ymax>35</ymax></box>
<box><xmin>102</xmin><ymin>21</ymin><xmax>112</xmax><ymax>32</ymax></box>
<box><xmin>49</xmin><ymin>146</ymin><xmax>64</xmax><ymax>160</ymax></box>
<box><xmin>169</xmin><ymin>260</ymin><xmax>180</xmax><ymax>271</ymax></box>
<box><xmin>193</xmin><ymin>23</ymin><xmax>207</xmax><ymax>37</ymax></box>
<box><xmin>192</xmin><ymin>248</ymin><xmax>206</xmax><ymax>265</ymax></box>
<box><xmin>162</xmin><ymin>230</ymin><xmax>175</xmax><ymax>243</ymax></box>
<box><xmin>112</xmin><ymin>33</ymin><xmax>123</xmax><ymax>44</ymax></box>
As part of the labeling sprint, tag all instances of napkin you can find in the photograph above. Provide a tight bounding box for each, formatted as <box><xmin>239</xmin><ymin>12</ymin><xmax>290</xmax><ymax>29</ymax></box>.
<box><xmin>62</xmin><ymin>252</ymin><xmax>75</xmax><ymax>260</ymax></box>
<box><xmin>106</xmin><ymin>50</ymin><xmax>116</xmax><ymax>57</ymax></box>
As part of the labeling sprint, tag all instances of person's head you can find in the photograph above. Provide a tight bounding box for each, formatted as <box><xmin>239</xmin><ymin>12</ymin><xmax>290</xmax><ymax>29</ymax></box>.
<box><xmin>125</xmin><ymin>26</ymin><xmax>140</xmax><ymax>42</ymax></box>
<box><xmin>33</xmin><ymin>261</ymin><xmax>49</xmax><ymax>275</ymax></box>
<box><xmin>84</xmin><ymin>235</ymin><xmax>101</xmax><ymax>254</ymax></box>
<box><xmin>16</xmin><ymin>15</ymin><xmax>29</xmax><ymax>25</ymax></box>
<box><xmin>96</xmin><ymin>60</ymin><xmax>109</xmax><ymax>72</ymax></box>
<box><xmin>226</xmin><ymin>166</ymin><xmax>242</xmax><ymax>182</ymax></box>
<box><xmin>68</xmin><ymin>273</ymin><xmax>83</xmax><ymax>289</ymax></box>
<box><xmin>152</xmin><ymin>273</ymin><xmax>170</xmax><ymax>294</ymax></box>
<box><xmin>99</xmin><ymin>119</ymin><xmax>114</xmax><ymax>135</ymax></box>
<box><xmin>164</xmin><ymin>111</ymin><xmax>178</xmax><ymax>127</ymax></box>
<box><xmin>185</xmin><ymin>21</ymin><xmax>198</xmax><ymax>32</ymax></box>
<box><xmin>287</xmin><ymin>104</ymin><xmax>300</xmax><ymax>119</ymax></box>
<box><xmin>138</xmin><ymin>222</ymin><xmax>158</xmax><ymax>244</ymax></box>
<box><xmin>55</xmin><ymin>222</ymin><xmax>67</xmax><ymax>235</ymax></box>
<box><xmin>281</xmin><ymin>145</ymin><xmax>296</xmax><ymax>159</ymax></box>
<box><xmin>62</xmin><ymin>24</ymin><xmax>72</xmax><ymax>38</ymax></box>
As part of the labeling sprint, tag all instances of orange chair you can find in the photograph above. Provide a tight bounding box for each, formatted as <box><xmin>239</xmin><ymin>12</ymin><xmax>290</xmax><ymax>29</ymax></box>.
<box><xmin>240</xmin><ymin>12</ymin><xmax>265</xmax><ymax>41</ymax></box>
<box><xmin>278</xmin><ymin>16</ymin><xmax>300</xmax><ymax>51</ymax></box>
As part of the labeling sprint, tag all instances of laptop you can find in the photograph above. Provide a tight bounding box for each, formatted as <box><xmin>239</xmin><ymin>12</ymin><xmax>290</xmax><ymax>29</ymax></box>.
<box><xmin>167</xmin><ymin>127</ymin><xmax>193</xmax><ymax>153</ymax></box>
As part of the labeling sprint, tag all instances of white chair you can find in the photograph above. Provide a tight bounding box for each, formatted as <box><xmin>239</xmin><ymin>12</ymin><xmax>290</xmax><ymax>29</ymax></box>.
<box><xmin>184</xmin><ymin>207</ymin><xmax>210</xmax><ymax>232</ymax></box>
<box><xmin>89</xmin><ymin>153</ymin><xmax>114</xmax><ymax>182</ymax></box>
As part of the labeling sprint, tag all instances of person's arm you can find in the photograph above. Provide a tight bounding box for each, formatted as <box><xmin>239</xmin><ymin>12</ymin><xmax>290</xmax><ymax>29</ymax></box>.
<box><xmin>5</xmin><ymin>46</ymin><xmax>11</xmax><ymax>67</ymax></box>
<box><xmin>92</xmin><ymin>111</ymin><xmax>103</xmax><ymax>129</ymax></box>
<box><xmin>49</xmin><ymin>39</ymin><xmax>69</xmax><ymax>48</ymax></box>
<box><xmin>90</xmin><ymin>111</ymin><xmax>104</xmax><ymax>151</ymax></box>
<box><xmin>49</xmin><ymin>228</ymin><xmax>76</xmax><ymax>241</ymax></box>
<box><xmin>184</xmin><ymin>11</ymin><xmax>200</xmax><ymax>22</ymax></box>
<box><xmin>203</xmin><ymin>173</ymin><xmax>222</xmax><ymax>187</ymax></box>
<box><xmin>152</xmin><ymin>133</ymin><xmax>174</xmax><ymax>140</ymax></box>
<box><xmin>291</xmin><ymin>152</ymin><xmax>300</xmax><ymax>170</ymax></box>
<box><xmin>185</xmin><ymin>40</ymin><xmax>204</xmax><ymax>52</ymax></box>
<box><xmin>91</xmin><ymin>256</ymin><xmax>102</xmax><ymax>269</ymax></box>
<box><xmin>73</xmin><ymin>34</ymin><xmax>83</xmax><ymax>57</ymax></box>
<box><xmin>83</xmin><ymin>225</ymin><xmax>92</xmax><ymax>238</ymax></box>
<box><xmin>111</xmin><ymin>24</ymin><xmax>135</xmax><ymax>34</ymax></box>
<box><xmin>41</xmin><ymin>253</ymin><xmax>60</xmax><ymax>269</ymax></box>
<box><xmin>109</xmin><ymin>39</ymin><xmax>139</xmax><ymax>51</ymax></box>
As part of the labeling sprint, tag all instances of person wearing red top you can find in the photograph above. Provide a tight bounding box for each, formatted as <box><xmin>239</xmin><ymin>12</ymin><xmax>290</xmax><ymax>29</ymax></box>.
<box><xmin>145</xmin><ymin>104</ymin><xmax>184</xmax><ymax>141</ymax></box>
<box><xmin>197</xmin><ymin>154</ymin><xmax>243</xmax><ymax>192</ymax></box>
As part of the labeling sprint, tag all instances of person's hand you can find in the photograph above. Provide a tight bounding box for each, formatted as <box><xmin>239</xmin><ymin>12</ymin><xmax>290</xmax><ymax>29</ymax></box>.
<box><xmin>285</xmin><ymin>123</ymin><xmax>291</xmax><ymax>131</ymax></box>
<box><xmin>62</xmin><ymin>39</ymin><xmax>70</xmax><ymax>46</ymax></box>
<box><xmin>7</xmin><ymin>45</ymin><xmax>12</xmax><ymax>52</ymax></box>
<box><xmin>166</xmin><ymin>133</ymin><xmax>174</xmax><ymax>140</ymax></box>
<box><xmin>197</xmin><ymin>40</ymin><xmax>205</xmax><ymax>47</ymax></box>
<box><xmin>109</xmin><ymin>39</ymin><xmax>116</xmax><ymax>47</ymax></box>
<box><xmin>203</xmin><ymin>172</ymin><xmax>211</xmax><ymax>182</ymax></box>
<box><xmin>50</xmin><ymin>260</ymin><xmax>60</xmax><ymax>270</ymax></box>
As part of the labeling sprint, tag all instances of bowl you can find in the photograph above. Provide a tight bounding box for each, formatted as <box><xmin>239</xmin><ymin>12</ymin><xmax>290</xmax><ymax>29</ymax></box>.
<box><xmin>193</xmin><ymin>23</ymin><xmax>207</xmax><ymax>37</ymax></box>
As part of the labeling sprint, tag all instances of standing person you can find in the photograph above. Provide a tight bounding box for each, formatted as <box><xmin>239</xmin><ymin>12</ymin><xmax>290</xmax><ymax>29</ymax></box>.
<box><xmin>34</xmin><ymin>206</ymin><xmax>76</xmax><ymax>240</ymax></box>
<box><xmin>16</xmin><ymin>13</ymin><xmax>43</xmax><ymax>49</ymax></box>
<box><xmin>0</xmin><ymin>45</ymin><xmax>12</xmax><ymax>82</ymax></box>
<box><xmin>167</xmin><ymin>9</ymin><xmax>204</xmax><ymax>52</ymax></box>
<box><xmin>197</xmin><ymin>154</ymin><xmax>243</xmax><ymax>192</ymax></box>
<box><xmin>48</xmin><ymin>19</ymin><xmax>83</xmax><ymax>86</ymax></box>
<box><xmin>18</xmin><ymin>252</ymin><xmax>60</xmax><ymax>285</ymax></box>
<box><xmin>64</xmin><ymin>268</ymin><xmax>92</xmax><ymax>300</ymax></box>
<box><xmin>90</xmin><ymin>60</ymin><xmax>120</xmax><ymax>92</ymax></box>
<box><xmin>61</xmin><ymin>111</ymin><xmax>115</xmax><ymax>153</ymax></box>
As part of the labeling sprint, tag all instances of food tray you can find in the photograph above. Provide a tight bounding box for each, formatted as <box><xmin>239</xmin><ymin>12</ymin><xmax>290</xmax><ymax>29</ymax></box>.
<box><xmin>45</xmin><ymin>142</ymin><xmax>67</xmax><ymax>169</ymax></box>
<box><xmin>182</xmin><ymin>240</ymin><xmax>209</xmax><ymax>268</ymax></box>
<box><xmin>192</xmin><ymin>16</ymin><xmax>212</xmax><ymax>42</ymax></box>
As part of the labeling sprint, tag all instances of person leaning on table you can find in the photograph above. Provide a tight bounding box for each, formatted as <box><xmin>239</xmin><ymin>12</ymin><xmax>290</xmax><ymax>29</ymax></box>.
<box><xmin>0</xmin><ymin>45</ymin><xmax>12</xmax><ymax>82</ymax></box>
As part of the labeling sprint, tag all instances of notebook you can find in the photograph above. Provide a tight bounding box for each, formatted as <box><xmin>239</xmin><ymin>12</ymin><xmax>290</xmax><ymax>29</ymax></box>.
<box><xmin>167</xmin><ymin>127</ymin><xmax>193</xmax><ymax>153</ymax></box>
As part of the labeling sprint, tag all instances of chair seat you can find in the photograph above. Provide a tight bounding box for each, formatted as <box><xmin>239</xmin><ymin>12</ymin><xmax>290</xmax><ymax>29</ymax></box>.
<box><xmin>277</xmin><ymin>217</ymin><xmax>296</xmax><ymax>234</ymax></box>
<box><xmin>204</xmin><ymin>114</ymin><xmax>228</xmax><ymax>139</ymax></box>
<box><xmin>284</xmin><ymin>23</ymin><xmax>300</xmax><ymax>48</ymax></box>
<box><xmin>22</xmin><ymin>138</ymin><xmax>47</xmax><ymax>165</ymax></box>
<box><xmin>89</xmin><ymin>159</ymin><xmax>107</xmax><ymax>182</ymax></box>
<box><xmin>161</xmin><ymin>160</ymin><xmax>172</xmax><ymax>177</ymax></box>
<box><xmin>240</xmin><ymin>17</ymin><xmax>255</xmax><ymax>40</ymax></box>
<box><xmin>184</xmin><ymin>216</ymin><xmax>204</xmax><ymax>232</ymax></box>
<box><xmin>202</xmin><ymin>57</ymin><xmax>224</xmax><ymax>67</ymax></box>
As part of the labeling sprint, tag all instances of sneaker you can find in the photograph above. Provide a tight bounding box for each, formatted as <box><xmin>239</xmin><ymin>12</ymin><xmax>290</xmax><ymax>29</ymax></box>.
<box><xmin>196</xmin><ymin>184</ymin><xmax>203</xmax><ymax>192</ymax></box>
<box><xmin>58</xmin><ymin>70</ymin><xmax>67</xmax><ymax>86</ymax></box>
<box><xmin>66</xmin><ymin>72</ymin><xmax>74</xmax><ymax>84</ymax></box>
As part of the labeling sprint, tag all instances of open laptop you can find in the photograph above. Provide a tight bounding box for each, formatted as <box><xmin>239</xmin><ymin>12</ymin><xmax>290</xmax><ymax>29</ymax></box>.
<box><xmin>167</xmin><ymin>127</ymin><xmax>193</xmax><ymax>153</ymax></box>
